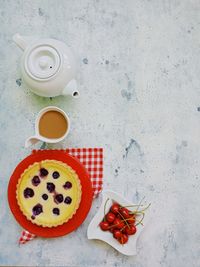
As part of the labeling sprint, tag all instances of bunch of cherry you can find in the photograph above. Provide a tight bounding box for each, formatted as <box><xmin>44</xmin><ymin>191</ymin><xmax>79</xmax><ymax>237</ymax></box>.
<box><xmin>99</xmin><ymin>202</ymin><xmax>138</xmax><ymax>245</ymax></box>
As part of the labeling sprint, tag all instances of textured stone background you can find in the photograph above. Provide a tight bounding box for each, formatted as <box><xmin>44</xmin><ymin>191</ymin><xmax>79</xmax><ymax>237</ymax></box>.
<box><xmin>0</xmin><ymin>0</ymin><xmax>200</xmax><ymax>266</ymax></box>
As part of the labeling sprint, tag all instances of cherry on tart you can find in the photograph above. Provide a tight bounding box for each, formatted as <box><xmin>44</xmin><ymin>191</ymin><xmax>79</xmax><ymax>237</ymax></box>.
<box><xmin>32</xmin><ymin>176</ymin><xmax>40</xmax><ymax>186</ymax></box>
<box><xmin>52</xmin><ymin>171</ymin><xmax>60</xmax><ymax>179</ymax></box>
<box><xmin>40</xmin><ymin>168</ymin><xmax>48</xmax><ymax>177</ymax></box>
<box><xmin>33</xmin><ymin>203</ymin><xmax>43</xmax><ymax>216</ymax></box>
<box><xmin>23</xmin><ymin>188</ymin><xmax>34</xmax><ymax>198</ymax></box>
<box><xmin>47</xmin><ymin>182</ymin><xmax>55</xmax><ymax>193</ymax></box>
<box><xmin>54</xmin><ymin>194</ymin><xmax>64</xmax><ymax>204</ymax></box>
<box><xmin>53</xmin><ymin>208</ymin><xmax>60</xmax><ymax>215</ymax></box>
<box><xmin>64</xmin><ymin>196</ymin><xmax>72</xmax><ymax>204</ymax></box>
<box><xmin>63</xmin><ymin>181</ymin><xmax>72</xmax><ymax>189</ymax></box>
<box><xmin>42</xmin><ymin>194</ymin><xmax>48</xmax><ymax>200</ymax></box>
<box><xmin>16</xmin><ymin>160</ymin><xmax>82</xmax><ymax>227</ymax></box>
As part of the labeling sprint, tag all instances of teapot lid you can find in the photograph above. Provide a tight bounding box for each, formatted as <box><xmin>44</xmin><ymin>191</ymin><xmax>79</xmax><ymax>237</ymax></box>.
<box><xmin>25</xmin><ymin>45</ymin><xmax>61</xmax><ymax>80</ymax></box>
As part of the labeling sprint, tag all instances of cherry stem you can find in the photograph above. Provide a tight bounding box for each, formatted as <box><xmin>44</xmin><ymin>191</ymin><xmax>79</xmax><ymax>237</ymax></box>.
<box><xmin>103</xmin><ymin>198</ymin><xmax>109</xmax><ymax>222</ymax></box>
<box><xmin>117</xmin><ymin>211</ymin><xmax>130</xmax><ymax>228</ymax></box>
<box><xmin>115</xmin><ymin>217</ymin><xmax>135</xmax><ymax>224</ymax></box>
<box><xmin>136</xmin><ymin>196</ymin><xmax>145</xmax><ymax>212</ymax></box>
<box><xmin>120</xmin><ymin>225</ymin><xmax>127</xmax><ymax>232</ymax></box>
<box><xmin>120</xmin><ymin>204</ymin><xmax>145</xmax><ymax>209</ymax></box>
<box><xmin>135</xmin><ymin>212</ymin><xmax>145</xmax><ymax>226</ymax></box>
<box><xmin>108</xmin><ymin>216</ymin><xmax>137</xmax><ymax>230</ymax></box>
<box><xmin>138</xmin><ymin>203</ymin><xmax>151</xmax><ymax>212</ymax></box>
<box><xmin>108</xmin><ymin>223</ymin><xmax>119</xmax><ymax>229</ymax></box>
<box><xmin>103</xmin><ymin>198</ymin><xmax>150</xmax><ymax>228</ymax></box>
<box><xmin>129</xmin><ymin>203</ymin><xmax>151</xmax><ymax>215</ymax></box>
<box><xmin>108</xmin><ymin>219</ymin><xmax>132</xmax><ymax>229</ymax></box>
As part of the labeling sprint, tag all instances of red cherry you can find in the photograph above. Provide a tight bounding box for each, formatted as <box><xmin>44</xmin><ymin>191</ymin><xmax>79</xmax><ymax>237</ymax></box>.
<box><xmin>109</xmin><ymin>227</ymin><xmax>115</xmax><ymax>233</ymax></box>
<box><xmin>120</xmin><ymin>207</ymin><xmax>130</xmax><ymax>219</ymax></box>
<box><xmin>124</xmin><ymin>225</ymin><xmax>137</xmax><ymax>235</ymax></box>
<box><xmin>118</xmin><ymin>233</ymin><xmax>129</xmax><ymax>244</ymax></box>
<box><xmin>106</xmin><ymin>212</ymin><xmax>116</xmax><ymax>223</ymax></box>
<box><xmin>113</xmin><ymin>218</ymin><xmax>125</xmax><ymax>229</ymax></box>
<box><xmin>127</xmin><ymin>215</ymin><xmax>135</xmax><ymax>225</ymax></box>
<box><xmin>110</xmin><ymin>203</ymin><xmax>120</xmax><ymax>214</ymax></box>
<box><xmin>99</xmin><ymin>221</ymin><xmax>109</xmax><ymax>231</ymax></box>
<box><xmin>113</xmin><ymin>229</ymin><xmax>122</xmax><ymax>239</ymax></box>
<box><xmin>121</xmin><ymin>226</ymin><xmax>127</xmax><ymax>234</ymax></box>
<box><xmin>116</xmin><ymin>214</ymin><xmax>121</xmax><ymax>219</ymax></box>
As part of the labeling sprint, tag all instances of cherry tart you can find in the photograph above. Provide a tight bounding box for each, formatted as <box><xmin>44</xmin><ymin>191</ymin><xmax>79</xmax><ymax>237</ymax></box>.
<box><xmin>16</xmin><ymin>160</ymin><xmax>82</xmax><ymax>227</ymax></box>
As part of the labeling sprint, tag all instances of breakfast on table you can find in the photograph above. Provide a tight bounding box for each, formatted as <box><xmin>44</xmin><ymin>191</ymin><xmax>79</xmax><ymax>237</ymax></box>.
<box><xmin>7</xmin><ymin>33</ymin><xmax>150</xmax><ymax>256</ymax></box>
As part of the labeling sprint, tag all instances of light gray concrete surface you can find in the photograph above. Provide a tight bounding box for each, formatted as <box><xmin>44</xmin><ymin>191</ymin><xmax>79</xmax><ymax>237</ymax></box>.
<box><xmin>0</xmin><ymin>0</ymin><xmax>200</xmax><ymax>266</ymax></box>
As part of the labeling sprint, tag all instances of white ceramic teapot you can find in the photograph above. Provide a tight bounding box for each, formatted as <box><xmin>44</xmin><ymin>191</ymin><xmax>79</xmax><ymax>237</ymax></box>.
<box><xmin>13</xmin><ymin>33</ymin><xmax>79</xmax><ymax>98</ymax></box>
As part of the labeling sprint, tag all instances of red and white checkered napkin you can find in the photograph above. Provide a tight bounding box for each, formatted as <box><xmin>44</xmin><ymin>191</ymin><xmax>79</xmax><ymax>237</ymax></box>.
<box><xmin>19</xmin><ymin>148</ymin><xmax>103</xmax><ymax>244</ymax></box>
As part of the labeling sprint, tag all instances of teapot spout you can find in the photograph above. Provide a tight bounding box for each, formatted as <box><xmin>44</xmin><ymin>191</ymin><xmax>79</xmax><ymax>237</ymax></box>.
<box><xmin>13</xmin><ymin>33</ymin><xmax>28</xmax><ymax>51</ymax></box>
<box><xmin>62</xmin><ymin>79</ymin><xmax>80</xmax><ymax>98</ymax></box>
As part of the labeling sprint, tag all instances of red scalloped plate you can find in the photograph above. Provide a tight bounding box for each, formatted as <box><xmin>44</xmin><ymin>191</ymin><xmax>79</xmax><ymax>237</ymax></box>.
<box><xmin>7</xmin><ymin>150</ymin><xmax>93</xmax><ymax>238</ymax></box>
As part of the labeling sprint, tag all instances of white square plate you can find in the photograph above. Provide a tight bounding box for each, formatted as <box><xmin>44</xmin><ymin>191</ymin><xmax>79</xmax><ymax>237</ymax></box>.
<box><xmin>87</xmin><ymin>190</ymin><xmax>149</xmax><ymax>256</ymax></box>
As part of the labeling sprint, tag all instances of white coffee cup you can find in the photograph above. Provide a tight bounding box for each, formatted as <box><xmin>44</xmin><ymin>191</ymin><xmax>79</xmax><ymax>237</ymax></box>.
<box><xmin>25</xmin><ymin>106</ymin><xmax>70</xmax><ymax>148</ymax></box>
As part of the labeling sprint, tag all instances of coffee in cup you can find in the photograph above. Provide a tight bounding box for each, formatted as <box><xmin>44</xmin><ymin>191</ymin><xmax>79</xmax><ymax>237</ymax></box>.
<box><xmin>25</xmin><ymin>106</ymin><xmax>70</xmax><ymax>148</ymax></box>
<box><xmin>39</xmin><ymin>110</ymin><xmax>68</xmax><ymax>139</ymax></box>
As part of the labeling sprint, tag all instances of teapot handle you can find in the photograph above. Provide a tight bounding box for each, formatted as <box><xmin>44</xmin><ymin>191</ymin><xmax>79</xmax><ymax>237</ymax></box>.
<box><xmin>13</xmin><ymin>33</ymin><xmax>28</xmax><ymax>51</ymax></box>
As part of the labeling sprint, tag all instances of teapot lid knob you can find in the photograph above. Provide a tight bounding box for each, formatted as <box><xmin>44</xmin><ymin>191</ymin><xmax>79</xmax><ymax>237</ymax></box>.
<box><xmin>39</xmin><ymin>58</ymin><xmax>48</xmax><ymax>69</ymax></box>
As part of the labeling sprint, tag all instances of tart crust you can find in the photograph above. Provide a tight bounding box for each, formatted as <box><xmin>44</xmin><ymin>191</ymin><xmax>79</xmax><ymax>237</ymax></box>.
<box><xmin>16</xmin><ymin>160</ymin><xmax>82</xmax><ymax>227</ymax></box>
